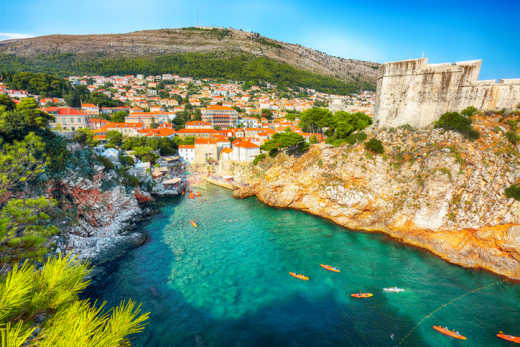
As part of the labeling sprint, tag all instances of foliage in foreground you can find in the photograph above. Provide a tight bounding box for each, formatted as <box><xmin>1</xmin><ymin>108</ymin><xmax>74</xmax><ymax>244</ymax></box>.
<box><xmin>253</xmin><ymin>153</ymin><xmax>266</xmax><ymax>165</ymax></box>
<box><xmin>0</xmin><ymin>255</ymin><xmax>149</xmax><ymax>346</ymax></box>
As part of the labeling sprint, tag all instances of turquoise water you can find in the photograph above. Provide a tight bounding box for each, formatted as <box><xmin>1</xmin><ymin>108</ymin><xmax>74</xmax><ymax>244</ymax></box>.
<box><xmin>92</xmin><ymin>185</ymin><xmax>520</xmax><ymax>346</ymax></box>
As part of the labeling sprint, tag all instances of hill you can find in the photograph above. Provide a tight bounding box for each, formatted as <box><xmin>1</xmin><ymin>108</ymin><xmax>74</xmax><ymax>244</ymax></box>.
<box><xmin>0</xmin><ymin>27</ymin><xmax>380</xmax><ymax>94</ymax></box>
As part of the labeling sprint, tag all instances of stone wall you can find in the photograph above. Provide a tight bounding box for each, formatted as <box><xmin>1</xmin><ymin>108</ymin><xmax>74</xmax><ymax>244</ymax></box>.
<box><xmin>375</xmin><ymin>58</ymin><xmax>520</xmax><ymax>128</ymax></box>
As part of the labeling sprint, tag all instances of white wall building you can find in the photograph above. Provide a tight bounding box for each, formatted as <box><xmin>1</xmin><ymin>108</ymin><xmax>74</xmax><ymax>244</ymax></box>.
<box><xmin>178</xmin><ymin>145</ymin><xmax>195</xmax><ymax>162</ymax></box>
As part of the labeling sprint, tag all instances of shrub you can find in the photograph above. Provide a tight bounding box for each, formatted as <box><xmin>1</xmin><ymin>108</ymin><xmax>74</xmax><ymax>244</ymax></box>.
<box><xmin>365</xmin><ymin>138</ymin><xmax>384</xmax><ymax>154</ymax></box>
<box><xmin>434</xmin><ymin>112</ymin><xmax>480</xmax><ymax>140</ymax></box>
<box><xmin>505</xmin><ymin>184</ymin><xmax>520</xmax><ymax>201</ymax></box>
<box><xmin>253</xmin><ymin>153</ymin><xmax>267</xmax><ymax>165</ymax></box>
<box><xmin>506</xmin><ymin>131</ymin><xmax>520</xmax><ymax>145</ymax></box>
<box><xmin>96</xmin><ymin>155</ymin><xmax>114</xmax><ymax>171</ymax></box>
<box><xmin>461</xmin><ymin>106</ymin><xmax>478</xmax><ymax>117</ymax></box>
<box><xmin>346</xmin><ymin>131</ymin><xmax>367</xmax><ymax>145</ymax></box>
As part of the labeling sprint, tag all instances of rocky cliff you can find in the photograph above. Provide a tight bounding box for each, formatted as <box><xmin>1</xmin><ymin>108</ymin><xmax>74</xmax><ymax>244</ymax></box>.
<box><xmin>0</xmin><ymin>28</ymin><xmax>379</xmax><ymax>84</ymax></box>
<box><xmin>232</xmin><ymin>115</ymin><xmax>520</xmax><ymax>280</ymax></box>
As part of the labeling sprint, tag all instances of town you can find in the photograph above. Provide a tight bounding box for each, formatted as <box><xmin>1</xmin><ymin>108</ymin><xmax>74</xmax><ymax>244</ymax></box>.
<box><xmin>0</xmin><ymin>73</ymin><xmax>375</xmax><ymax>169</ymax></box>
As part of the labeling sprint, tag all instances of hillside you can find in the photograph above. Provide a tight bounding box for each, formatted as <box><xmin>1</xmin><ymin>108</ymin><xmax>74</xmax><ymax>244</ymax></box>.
<box><xmin>0</xmin><ymin>27</ymin><xmax>379</xmax><ymax>93</ymax></box>
<box><xmin>226</xmin><ymin>114</ymin><xmax>520</xmax><ymax>280</ymax></box>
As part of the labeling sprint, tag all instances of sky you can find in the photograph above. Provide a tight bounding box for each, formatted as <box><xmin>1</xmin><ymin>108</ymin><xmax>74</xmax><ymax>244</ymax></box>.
<box><xmin>0</xmin><ymin>0</ymin><xmax>519</xmax><ymax>80</ymax></box>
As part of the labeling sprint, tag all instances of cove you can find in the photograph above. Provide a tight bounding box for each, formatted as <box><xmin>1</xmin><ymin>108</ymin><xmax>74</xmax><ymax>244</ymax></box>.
<box><xmin>91</xmin><ymin>184</ymin><xmax>520</xmax><ymax>346</ymax></box>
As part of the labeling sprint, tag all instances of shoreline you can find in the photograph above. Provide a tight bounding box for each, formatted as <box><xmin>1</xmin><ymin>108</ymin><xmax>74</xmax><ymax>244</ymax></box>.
<box><xmin>234</xmin><ymin>185</ymin><xmax>520</xmax><ymax>282</ymax></box>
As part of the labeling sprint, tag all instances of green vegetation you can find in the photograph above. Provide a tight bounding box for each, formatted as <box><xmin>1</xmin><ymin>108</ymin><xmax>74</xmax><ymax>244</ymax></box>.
<box><xmin>122</xmin><ymin>136</ymin><xmax>177</xmax><ymax>156</ymax></box>
<box><xmin>505</xmin><ymin>184</ymin><xmax>520</xmax><ymax>201</ymax></box>
<box><xmin>0</xmin><ymin>52</ymin><xmax>374</xmax><ymax>95</ymax></box>
<box><xmin>1</xmin><ymin>71</ymin><xmax>72</xmax><ymax>97</ymax></box>
<box><xmin>260</xmin><ymin>130</ymin><xmax>309</xmax><ymax>157</ymax></box>
<box><xmin>253</xmin><ymin>153</ymin><xmax>266</xmax><ymax>165</ymax></box>
<box><xmin>73</xmin><ymin>128</ymin><xmax>98</xmax><ymax>147</ymax></box>
<box><xmin>364</xmin><ymin>138</ymin><xmax>384</xmax><ymax>154</ymax></box>
<box><xmin>434</xmin><ymin>109</ymin><xmax>480</xmax><ymax>140</ymax></box>
<box><xmin>0</xmin><ymin>255</ymin><xmax>149</xmax><ymax>346</ymax></box>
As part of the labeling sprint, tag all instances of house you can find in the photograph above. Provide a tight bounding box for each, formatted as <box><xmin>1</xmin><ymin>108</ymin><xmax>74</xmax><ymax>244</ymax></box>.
<box><xmin>185</xmin><ymin>121</ymin><xmax>212</xmax><ymax>129</ymax></box>
<box><xmin>175</xmin><ymin>128</ymin><xmax>218</xmax><ymax>139</ymax></box>
<box><xmin>201</xmin><ymin>105</ymin><xmax>238</xmax><ymax>128</ymax></box>
<box><xmin>81</xmin><ymin>103</ymin><xmax>100</xmax><ymax>115</ymax></box>
<box><xmin>230</xmin><ymin>138</ymin><xmax>260</xmax><ymax>162</ymax></box>
<box><xmin>178</xmin><ymin>145</ymin><xmax>195</xmax><ymax>162</ymax></box>
<box><xmin>194</xmin><ymin>138</ymin><xmax>217</xmax><ymax>163</ymax></box>
<box><xmin>239</xmin><ymin>116</ymin><xmax>259</xmax><ymax>128</ymax></box>
<box><xmin>49</xmin><ymin>107</ymin><xmax>91</xmax><ymax>131</ymax></box>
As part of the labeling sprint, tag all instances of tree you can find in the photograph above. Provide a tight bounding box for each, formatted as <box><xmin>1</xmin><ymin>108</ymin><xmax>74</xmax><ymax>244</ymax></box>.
<box><xmin>461</xmin><ymin>106</ymin><xmax>478</xmax><ymax>117</ymax></box>
<box><xmin>299</xmin><ymin>108</ymin><xmax>333</xmax><ymax>133</ymax></box>
<box><xmin>0</xmin><ymin>132</ymin><xmax>48</xmax><ymax>196</ymax></box>
<box><xmin>110</xmin><ymin>111</ymin><xmax>128</xmax><ymax>123</ymax></box>
<box><xmin>260</xmin><ymin>130</ymin><xmax>309</xmax><ymax>156</ymax></box>
<box><xmin>0</xmin><ymin>255</ymin><xmax>149</xmax><ymax>346</ymax></box>
<box><xmin>133</xmin><ymin>146</ymin><xmax>158</xmax><ymax>163</ymax></box>
<box><xmin>261</xmin><ymin>109</ymin><xmax>273</xmax><ymax>120</ymax></box>
<box><xmin>73</xmin><ymin>128</ymin><xmax>97</xmax><ymax>147</ymax></box>
<box><xmin>365</xmin><ymin>138</ymin><xmax>384</xmax><ymax>154</ymax></box>
<box><xmin>105</xmin><ymin>131</ymin><xmax>122</xmax><ymax>148</ymax></box>
<box><xmin>0</xmin><ymin>95</ymin><xmax>15</xmax><ymax>113</ymax></box>
<box><xmin>0</xmin><ymin>197</ymin><xmax>59</xmax><ymax>265</ymax></box>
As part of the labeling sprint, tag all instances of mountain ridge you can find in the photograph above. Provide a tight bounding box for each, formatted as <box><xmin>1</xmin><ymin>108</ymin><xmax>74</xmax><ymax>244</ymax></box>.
<box><xmin>0</xmin><ymin>27</ymin><xmax>379</xmax><ymax>86</ymax></box>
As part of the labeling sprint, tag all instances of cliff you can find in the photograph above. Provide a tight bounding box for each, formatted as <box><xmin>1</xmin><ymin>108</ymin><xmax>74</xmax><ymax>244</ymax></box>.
<box><xmin>0</xmin><ymin>27</ymin><xmax>379</xmax><ymax>85</ymax></box>
<box><xmin>232</xmin><ymin>115</ymin><xmax>520</xmax><ymax>280</ymax></box>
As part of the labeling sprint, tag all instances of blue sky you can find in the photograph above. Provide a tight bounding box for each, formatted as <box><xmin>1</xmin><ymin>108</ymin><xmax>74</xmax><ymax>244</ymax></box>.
<box><xmin>1</xmin><ymin>0</ymin><xmax>518</xmax><ymax>79</ymax></box>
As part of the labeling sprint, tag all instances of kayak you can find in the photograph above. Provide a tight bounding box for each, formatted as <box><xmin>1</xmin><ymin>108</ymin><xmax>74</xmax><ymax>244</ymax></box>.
<box><xmin>289</xmin><ymin>272</ymin><xmax>309</xmax><ymax>281</ymax></box>
<box><xmin>433</xmin><ymin>326</ymin><xmax>466</xmax><ymax>340</ymax></box>
<box><xmin>320</xmin><ymin>264</ymin><xmax>340</xmax><ymax>272</ymax></box>
<box><xmin>497</xmin><ymin>332</ymin><xmax>520</xmax><ymax>343</ymax></box>
<box><xmin>351</xmin><ymin>293</ymin><xmax>373</xmax><ymax>298</ymax></box>
<box><xmin>383</xmin><ymin>287</ymin><xmax>405</xmax><ymax>293</ymax></box>
<box><xmin>190</xmin><ymin>220</ymin><xmax>198</xmax><ymax>228</ymax></box>
<box><xmin>189</xmin><ymin>193</ymin><xmax>195</xmax><ymax>199</ymax></box>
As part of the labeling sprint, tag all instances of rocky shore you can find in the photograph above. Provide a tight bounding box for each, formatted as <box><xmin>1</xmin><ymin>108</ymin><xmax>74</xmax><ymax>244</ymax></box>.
<box><xmin>231</xmin><ymin>117</ymin><xmax>520</xmax><ymax>280</ymax></box>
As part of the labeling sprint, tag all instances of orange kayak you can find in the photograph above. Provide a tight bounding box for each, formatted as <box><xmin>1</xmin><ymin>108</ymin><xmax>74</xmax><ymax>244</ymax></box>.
<box><xmin>189</xmin><ymin>193</ymin><xmax>195</xmax><ymax>199</ymax></box>
<box><xmin>351</xmin><ymin>293</ymin><xmax>373</xmax><ymax>298</ymax></box>
<box><xmin>190</xmin><ymin>220</ymin><xmax>198</xmax><ymax>228</ymax></box>
<box><xmin>289</xmin><ymin>272</ymin><xmax>309</xmax><ymax>281</ymax></box>
<box><xmin>433</xmin><ymin>326</ymin><xmax>466</xmax><ymax>340</ymax></box>
<box><xmin>320</xmin><ymin>264</ymin><xmax>340</xmax><ymax>272</ymax></box>
<box><xmin>497</xmin><ymin>332</ymin><xmax>520</xmax><ymax>343</ymax></box>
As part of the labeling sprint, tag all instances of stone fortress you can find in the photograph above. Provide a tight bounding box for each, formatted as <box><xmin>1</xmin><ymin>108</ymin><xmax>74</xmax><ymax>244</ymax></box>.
<box><xmin>374</xmin><ymin>58</ymin><xmax>520</xmax><ymax>128</ymax></box>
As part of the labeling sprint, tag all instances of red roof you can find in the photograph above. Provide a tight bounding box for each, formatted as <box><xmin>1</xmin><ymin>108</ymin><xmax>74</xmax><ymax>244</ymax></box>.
<box><xmin>233</xmin><ymin>138</ymin><xmax>259</xmax><ymax>149</ymax></box>
<box><xmin>57</xmin><ymin>108</ymin><xmax>89</xmax><ymax>116</ymax></box>
<box><xmin>176</xmin><ymin>128</ymin><xmax>218</xmax><ymax>134</ymax></box>
<box><xmin>206</xmin><ymin>105</ymin><xmax>236</xmax><ymax>111</ymax></box>
<box><xmin>195</xmin><ymin>138</ymin><xmax>216</xmax><ymax>145</ymax></box>
<box><xmin>179</xmin><ymin>145</ymin><xmax>194</xmax><ymax>149</ymax></box>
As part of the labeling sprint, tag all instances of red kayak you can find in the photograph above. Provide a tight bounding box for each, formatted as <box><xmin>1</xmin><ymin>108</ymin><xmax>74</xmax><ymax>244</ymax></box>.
<box><xmin>497</xmin><ymin>332</ymin><xmax>520</xmax><ymax>343</ymax></box>
<box><xmin>320</xmin><ymin>264</ymin><xmax>340</xmax><ymax>272</ymax></box>
<box><xmin>433</xmin><ymin>326</ymin><xmax>466</xmax><ymax>340</ymax></box>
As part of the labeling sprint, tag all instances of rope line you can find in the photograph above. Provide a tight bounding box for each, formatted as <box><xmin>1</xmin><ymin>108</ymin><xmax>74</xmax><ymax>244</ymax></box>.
<box><xmin>398</xmin><ymin>281</ymin><xmax>501</xmax><ymax>345</ymax></box>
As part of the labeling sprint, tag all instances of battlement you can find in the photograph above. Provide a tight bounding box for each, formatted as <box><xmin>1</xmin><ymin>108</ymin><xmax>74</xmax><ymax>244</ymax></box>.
<box><xmin>375</xmin><ymin>57</ymin><xmax>520</xmax><ymax>128</ymax></box>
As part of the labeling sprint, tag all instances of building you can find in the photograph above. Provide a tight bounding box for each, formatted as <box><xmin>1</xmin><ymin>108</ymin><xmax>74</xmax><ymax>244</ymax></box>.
<box><xmin>175</xmin><ymin>128</ymin><xmax>219</xmax><ymax>139</ymax></box>
<box><xmin>194</xmin><ymin>138</ymin><xmax>218</xmax><ymax>163</ymax></box>
<box><xmin>375</xmin><ymin>58</ymin><xmax>520</xmax><ymax>128</ymax></box>
<box><xmin>178</xmin><ymin>145</ymin><xmax>195</xmax><ymax>162</ymax></box>
<box><xmin>201</xmin><ymin>105</ymin><xmax>238</xmax><ymax>128</ymax></box>
<box><xmin>49</xmin><ymin>107</ymin><xmax>91</xmax><ymax>131</ymax></box>
<box><xmin>185</xmin><ymin>121</ymin><xmax>212</xmax><ymax>129</ymax></box>
<box><xmin>230</xmin><ymin>138</ymin><xmax>260</xmax><ymax>162</ymax></box>
<box><xmin>239</xmin><ymin>116</ymin><xmax>260</xmax><ymax>128</ymax></box>
<box><xmin>81</xmin><ymin>103</ymin><xmax>100</xmax><ymax>115</ymax></box>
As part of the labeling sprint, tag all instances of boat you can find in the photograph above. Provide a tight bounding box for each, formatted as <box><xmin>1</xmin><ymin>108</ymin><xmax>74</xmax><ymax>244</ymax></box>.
<box><xmin>320</xmin><ymin>264</ymin><xmax>340</xmax><ymax>272</ymax></box>
<box><xmin>350</xmin><ymin>293</ymin><xmax>373</xmax><ymax>298</ymax></box>
<box><xmin>289</xmin><ymin>272</ymin><xmax>309</xmax><ymax>281</ymax></box>
<box><xmin>195</xmin><ymin>192</ymin><xmax>202</xmax><ymax>197</ymax></box>
<box><xmin>189</xmin><ymin>193</ymin><xmax>195</xmax><ymax>199</ymax></box>
<box><xmin>190</xmin><ymin>220</ymin><xmax>198</xmax><ymax>228</ymax></box>
<box><xmin>433</xmin><ymin>326</ymin><xmax>466</xmax><ymax>340</ymax></box>
<box><xmin>497</xmin><ymin>332</ymin><xmax>520</xmax><ymax>343</ymax></box>
<box><xmin>383</xmin><ymin>287</ymin><xmax>405</xmax><ymax>293</ymax></box>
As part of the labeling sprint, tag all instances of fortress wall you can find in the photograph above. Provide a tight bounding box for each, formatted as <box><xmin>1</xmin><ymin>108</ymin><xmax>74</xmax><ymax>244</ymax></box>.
<box><xmin>375</xmin><ymin>58</ymin><xmax>520</xmax><ymax>128</ymax></box>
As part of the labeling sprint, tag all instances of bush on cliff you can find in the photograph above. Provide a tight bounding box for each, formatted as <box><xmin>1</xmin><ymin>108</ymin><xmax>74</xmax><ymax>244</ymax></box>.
<box><xmin>364</xmin><ymin>138</ymin><xmax>384</xmax><ymax>154</ymax></box>
<box><xmin>253</xmin><ymin>153</ymin><xmax>266</xmax><ymax>165</ymax></box>
<box><xmin>434</xmin><ymin>111</ymin><xmax>480</xmax><ymax>140</ymax></box>
<box><xmin>0</xmin><ymin>255</ymin><xmax>149</xmax><ymax>346</ymax></box>
<box><xmin>505</xmin><ymin>184</ymin><xmax>520</xmax><ymax>201</ymax></box>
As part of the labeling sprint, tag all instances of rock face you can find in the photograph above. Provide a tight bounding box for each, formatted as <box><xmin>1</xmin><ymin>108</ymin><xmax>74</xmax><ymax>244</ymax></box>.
<box><xmin>233</xmin><ymin>119</ymin><xmax>520</xmax><ymax>280</ymax></box>
<box><xmin>50</xmin><ymin>170</ymin><xmax>150</xmax><ymax>265</ymax></box>
<box><xmin>0</xmin><ymin>28</ymin><xmax>379</xmax><ymax>84</ymax></box>
<box><xmin>375</xmin><ymin>58</ymin><xmax>520</xmax><ymax>128</ymax></box>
